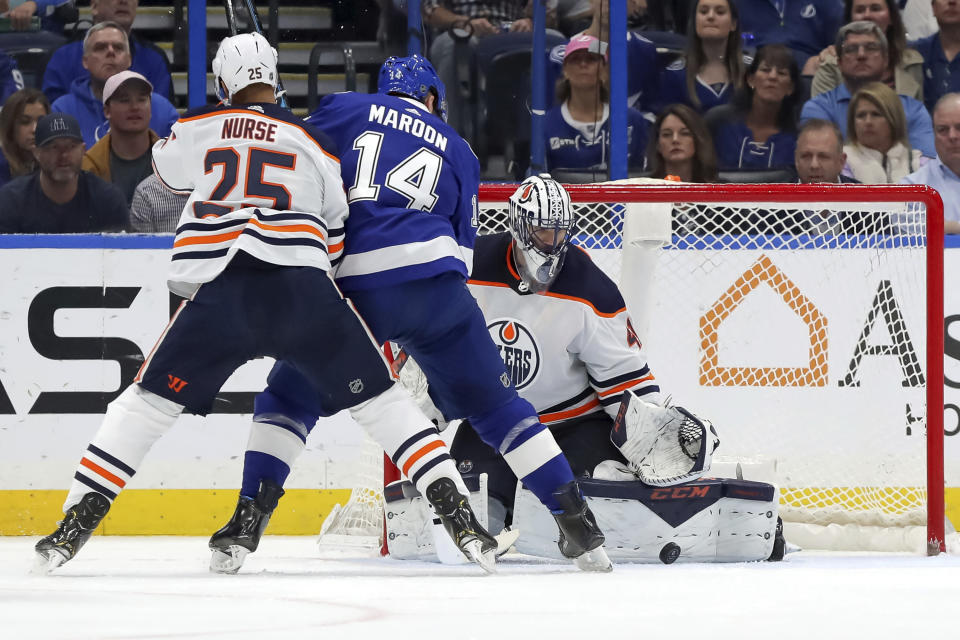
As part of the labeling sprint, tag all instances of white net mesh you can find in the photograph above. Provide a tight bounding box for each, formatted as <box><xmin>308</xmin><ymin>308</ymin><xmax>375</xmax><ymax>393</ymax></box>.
<box><xmin>477</xmin><ymin>182</ymin><xmax>939</xmax><ymax>549</ymax></box>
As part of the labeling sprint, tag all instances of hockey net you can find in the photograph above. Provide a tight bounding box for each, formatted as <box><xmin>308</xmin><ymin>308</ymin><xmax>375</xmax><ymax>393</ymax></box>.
<box><xmin>319</xmin><ymin>181</ymin><xmax>946</xmax><ymax>555</ymax></box>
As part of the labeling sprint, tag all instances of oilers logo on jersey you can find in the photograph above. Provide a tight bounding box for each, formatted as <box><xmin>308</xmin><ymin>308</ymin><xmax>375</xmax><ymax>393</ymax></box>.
<box><xmin>487</xmin><ymin>319</ymin><xmax>540</xmax><ymax>390</ymax></box>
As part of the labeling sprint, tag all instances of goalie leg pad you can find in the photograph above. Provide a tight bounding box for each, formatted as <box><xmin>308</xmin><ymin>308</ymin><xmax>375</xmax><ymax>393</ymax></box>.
<box><xmin>612</xmin><ymin>391</ymin><xmax>719</xmax><ymax>486</ymax></box>
<box><xmin>512</xmin><ymin>477</ymin><xmax>779</xmax><ymax>563</ymax></box>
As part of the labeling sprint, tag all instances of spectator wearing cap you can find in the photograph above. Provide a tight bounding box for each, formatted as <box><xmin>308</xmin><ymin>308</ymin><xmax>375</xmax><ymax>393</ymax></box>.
<box><xmin>0</xmin><ymin>113</ymin><xmax>128</xmax><ymax>233</ymax></box>
<box><xmin>43</xmin><ymin>0</ymin><xmax>173</xmax><ymax>104</ymax></box>
<box><xmin>547</xmin><ymin>0</ymin><xmax>657</xmax><ymax>113</ymax></box>
<box><xmin>50</xmin><ymin>21</ymin><xmax>177</xmax><ymax>148</ymax></box>
<box><xmin>543</xmin><ymin>34</ymin><xmax>649</xmax><ymax>172</ymax></box>
<box><xmin>800</xmin><ymin>21</ymin><xmax>935</xmax><ymax>157</ymax></box>
<box><xmin>82</xmin><ymin>70</ymin><xmax>160</xmax><ymax>206</ymax></box>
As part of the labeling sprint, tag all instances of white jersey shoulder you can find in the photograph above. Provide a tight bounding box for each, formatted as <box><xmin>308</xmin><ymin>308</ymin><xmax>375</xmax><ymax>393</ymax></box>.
<box><xmin>152</xmin><ymin>104</ymin><xmax>347</xmax><ymax>297</ymax></box>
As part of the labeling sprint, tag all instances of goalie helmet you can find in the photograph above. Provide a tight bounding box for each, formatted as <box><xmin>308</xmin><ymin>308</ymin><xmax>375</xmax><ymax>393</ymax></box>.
<box><xmin>378</xmin><ymin>54</ymin><xmax>448</xmax><ymax>122</ymax></box>
<box><xmin>212</xmin><ymin>33</ymin><xmax>279</xmax><ymax>104</ymax></box>
<box><xmin>508</xmin><ymin>175</ymin><xmax>576</xmax><ymax>293</ymax></box>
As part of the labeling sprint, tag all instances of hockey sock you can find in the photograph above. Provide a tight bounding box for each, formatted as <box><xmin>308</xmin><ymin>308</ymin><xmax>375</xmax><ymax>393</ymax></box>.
<box><xmin>65</xmin><ymin>385</ymin><xmax>182</xmax><ymax>512</ymax></box>
<box><xmin>349</xmin><ymin>384</ymin><xmax>469</xmax><ymax>496</ymax></box>
<box><xmin>240</xmin><ymin>389</ymin><xmax>317</xmax><ymax>497</ymax></box>
<box><xmin>470</xmin><ymin>397</ymin><xmax>574</xmax><ymax>511</ymax></box>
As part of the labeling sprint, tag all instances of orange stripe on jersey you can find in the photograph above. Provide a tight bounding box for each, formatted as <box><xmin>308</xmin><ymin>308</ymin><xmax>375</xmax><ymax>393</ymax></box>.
<box><xmin>248</xmin><ymin>217</ymin><xmax>326</xmax><ymax>241</ymax></box>
<box><xmin>467</xmin><ymin>278</ymin><xmax>511</xmax><ymax>288</ymax></box>
<box><xmin>540</xmin><ymin>398</ymin><xmax>601</xmax><ymax>424</ymax></box>
<box><xmin>173</xmin><ymin>228</ymin><xmax>243</xmax><ymax>248</ymax></box>
<box><xmin>401</xmin><ymin>440</ymin><xmax>446</xmax><ymax>476</ymax></box>
<box><xmin>597</xmin><ymin>375</ymin><xmax>656</xmax><ymax>398</ymax></box>
<box><xmin>176</xmin><ymin>109</ymin><xmax>339</xmax><ymax>164</ymax></box>
<box><xmin>327</xmin><ymin>240</ymin><xmax>344</xmax><ymax>254</ymax></box>
<box><xmin>80</xmin><ymin>457</ymin><xmax>126</xmax><ymax>488</ymax></box>
<box><xmin>541</xmin><ymin>290</ymin><xmax>626</xmax><ymax>318</ymax></box>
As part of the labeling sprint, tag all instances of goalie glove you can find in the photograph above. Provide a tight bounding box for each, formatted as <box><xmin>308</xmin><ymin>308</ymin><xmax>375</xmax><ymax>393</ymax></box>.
<box><xmin>610</xmin><ymin>390</ymin><xmax>719</xmax><ymax>487</ymax></box>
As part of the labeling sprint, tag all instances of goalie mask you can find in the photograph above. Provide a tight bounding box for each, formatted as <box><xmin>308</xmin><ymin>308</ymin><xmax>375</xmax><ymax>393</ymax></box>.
<box><xmin>508</xmin><ymin>175</ymin><xmax>576</xmax><ymax>293</ymax></box>
<box><xmin>212</xmin><ymin>33</ymin><xmax>279</xmax><ymax>104</ymax></box>
<box><xmin>378</xmin><ymin>54</ymin><xmax>448</xmax><ymax>122</ymax></box>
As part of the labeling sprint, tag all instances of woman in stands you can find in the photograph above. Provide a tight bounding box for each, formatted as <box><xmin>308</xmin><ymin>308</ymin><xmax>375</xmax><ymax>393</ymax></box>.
<box><xmin>0</xmin><ymin>88</ymin><xmax>49</xmax><ymax>187</ymax></box>
<box><xmin>809</xmin><ymin>0</ymin><xmax>922</xmax><ymax>100</ymax></box>
<box><xmin>543</xmin><ymin>34</ymin><xmax>649</xmax><ymax>173</ymax></box>
<box><xmin>705</xmin><ymin>45</ymin><xmax>800</xmax><ymax>171</ymax></box>
<box><xmin>842</xmin><ymin>82</ymin><xmax>930</xmax><ymax>183</ymax></box>
<box><xmin>646</xmin><ymin>103</ymin><xmax>718</xmax><ymax>182</ymax></box>
<box><xmin>655</xmin><ymin>0</ymin><xmax>747</xmax><ymax>114</ymax></box>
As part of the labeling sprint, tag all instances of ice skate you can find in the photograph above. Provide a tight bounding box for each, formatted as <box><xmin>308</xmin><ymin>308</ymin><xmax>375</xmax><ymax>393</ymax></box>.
<box><xmin>551</xmin><ymin>481</ymin><xmax>612</xmax><ymax>573</ymax></box>
<box><xmin>34</xmin><ymin>492</ymin><xmax>111</xmax><ymax>573</ymax></box>
<box><xmin>209</xmin><ymin>479</ymin><xmax>284</xmax><ymax>574</ymax></box>
<box><xmin>424</xmin><ymin>477</ymin><xmax>498</xmax><ymax>573</ymax></box>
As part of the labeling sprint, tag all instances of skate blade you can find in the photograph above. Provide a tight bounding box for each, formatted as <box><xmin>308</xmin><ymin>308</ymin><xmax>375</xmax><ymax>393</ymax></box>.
<box><xmin>493</xmin><ymin>527</ymin><xmax>520</xmax><ymax>557</ymax></box>
<box><xmin>31</xmin><ymin>549</ymin><xmax>67</xmax><ymax>575</ymax></box>
<box><xmin>209</xmin><ymin>546</ymin><xmax>249</xmax><ymax>574</ymax></box>
<box><xmin>573</xmin><ymin>546</ymin><xmax>613</xmax><ymax>573</ymax></box>
<box><xmin>462</xmin><ymin>539</ymin><xmax>497</xmax><ymax>574</ymax></box>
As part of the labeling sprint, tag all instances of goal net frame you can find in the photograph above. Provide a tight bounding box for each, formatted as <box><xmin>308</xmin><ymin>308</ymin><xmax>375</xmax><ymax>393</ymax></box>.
<box><xmin>324</xmin><ymin>182</ymin><xmax>946</xmax><ymax>556</ymax></box>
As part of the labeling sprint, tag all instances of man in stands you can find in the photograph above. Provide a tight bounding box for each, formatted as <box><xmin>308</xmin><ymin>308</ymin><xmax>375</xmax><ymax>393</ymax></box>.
<box><xmin>794</xmin><ymin>119</ymin><xmax>855</xmax><ymax>184</ymax></box>
<box><xmin>902</xmin><ymin>92</ymin><xmax>960</xmax><ymax>233</ymax></box>
<box><xmin>50</xmin><ymin>21</ymin><xmax>177</xmax><ymax>148</ymax></box>
<box><xmin>800</xmin><ymin>21</ymin><xmax>935</xmax><ymax>157</ymax></box>
<box><xmin>43</xmin><ymin>0</ymin><xmax>173</xmax><ymax>104</ymax></box>
<box><xmin>0</xmin><ymin>113</ymin><xmax>128</xmax><ymax>233</ymax></box>
<box><xmin>911</xmin><ymin>0</ymin><xmax>960</xmax><ymax>111</ymax></box>
<box><xmin>423</xmin><ymin>0</ymin><xmax>560</xmax><ymax>129</ymax></box>
<box><xmin>82</xmin><ymin>70</ymin><xmax>159</xmax><ymax>206</ymax></box>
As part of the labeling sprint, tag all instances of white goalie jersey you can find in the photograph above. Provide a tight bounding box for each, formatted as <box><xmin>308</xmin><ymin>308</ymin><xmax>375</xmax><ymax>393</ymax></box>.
<box><xmin>152</xmin><ymin>102</ymin><xmax>348</xmax><ymax>298</ymax></box>
<box><xmin>468</xmin><ymin>232</ymin><xmax>663</xmax><ymax>425</ymax></box>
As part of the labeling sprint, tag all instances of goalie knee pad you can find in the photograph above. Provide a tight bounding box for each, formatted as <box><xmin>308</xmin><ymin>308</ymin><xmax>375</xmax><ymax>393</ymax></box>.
<box><xmin>511</xmin><ymin>477</ymin><xmax>779</xmax><ymax>563</ymax></box>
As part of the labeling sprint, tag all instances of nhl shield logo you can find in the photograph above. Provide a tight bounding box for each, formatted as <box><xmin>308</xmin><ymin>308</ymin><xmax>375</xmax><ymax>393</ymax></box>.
<box><xmin>488</xmin><ymin>318</ymin><xmax>541</xmax><ymax>390</ymax></box>
<box><xmin>349</xmin><ymin>378</ymin><xmax>364</xmax><ymax>394</ymax></box>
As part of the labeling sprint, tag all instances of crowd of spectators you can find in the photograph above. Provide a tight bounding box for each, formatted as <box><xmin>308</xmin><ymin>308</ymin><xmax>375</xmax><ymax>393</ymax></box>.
<box><xmin>1</xmin><ymin>0</ymin><xmax>960</xmax><ymax>233</ymax></box>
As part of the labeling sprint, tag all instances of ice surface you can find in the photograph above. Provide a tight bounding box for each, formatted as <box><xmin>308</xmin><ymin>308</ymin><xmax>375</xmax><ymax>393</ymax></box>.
<box><xmin>1</xmin><ymin>536</ymin><xmax>958</xmax><ymax>639</ymax></box>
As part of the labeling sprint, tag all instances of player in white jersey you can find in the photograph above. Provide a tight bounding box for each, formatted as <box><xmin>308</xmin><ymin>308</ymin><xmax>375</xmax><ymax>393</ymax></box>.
<box><xmin>33</xmin><ymin>33</ymin><xmax>496</xmax><ymax>574</ymax></box>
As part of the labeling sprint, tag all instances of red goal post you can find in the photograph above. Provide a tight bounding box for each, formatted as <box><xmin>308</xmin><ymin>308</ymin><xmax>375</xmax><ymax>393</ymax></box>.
<box><xmin>476</xmin><ymin>182</ymin><xmax>945</xmax><ymax>554</ymax></box>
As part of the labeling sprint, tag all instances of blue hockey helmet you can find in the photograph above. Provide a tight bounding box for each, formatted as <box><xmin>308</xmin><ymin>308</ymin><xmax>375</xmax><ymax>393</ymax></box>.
<box><xmin>378</xmin><ymin>54</ymin><xmax>448</xmax><ymax>122</ymax></box>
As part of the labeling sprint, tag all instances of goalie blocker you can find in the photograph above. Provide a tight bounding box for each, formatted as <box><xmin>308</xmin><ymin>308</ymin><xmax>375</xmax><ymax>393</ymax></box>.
<box><xmin>386</xmin><ymin>474</ymin><xmax>783</xmax><ymax>564</ymax></box>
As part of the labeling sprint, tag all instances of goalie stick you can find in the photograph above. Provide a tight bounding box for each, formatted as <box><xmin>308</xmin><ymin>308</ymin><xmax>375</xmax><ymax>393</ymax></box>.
<box><xmin>222</xmin><ymin>0</ymin><xmax>290</xmax><ymax>109</ymax></box>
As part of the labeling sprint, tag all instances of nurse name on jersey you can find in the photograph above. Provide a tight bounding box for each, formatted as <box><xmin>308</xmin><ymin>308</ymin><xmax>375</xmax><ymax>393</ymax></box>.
<box><xmin>367</xmin><ymin>104</ymin><xmax>448</xmax><ymax>152</ymax></box>
<box><xmin>220</xmin><ymin>116</ymin><xmax>277</xmax><ymax>142</ymax></box>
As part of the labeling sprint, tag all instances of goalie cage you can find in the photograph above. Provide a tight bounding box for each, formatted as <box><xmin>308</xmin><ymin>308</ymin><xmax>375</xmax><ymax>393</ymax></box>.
<box><xmin>316</xmin><ymin>181</ymin><xmax>946</xmax><ymax>556</ymax></box>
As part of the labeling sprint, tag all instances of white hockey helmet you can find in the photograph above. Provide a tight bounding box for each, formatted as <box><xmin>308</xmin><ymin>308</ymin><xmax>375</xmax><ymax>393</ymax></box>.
<box><xmin>508</xmin><ymin>174</ymin><xmax>576</xmax><ymax>292</ymax></box>
<box><xmin>212</xmin><ymin>32</ymin><xmax>279</xmax><ymax>104</ymax></box>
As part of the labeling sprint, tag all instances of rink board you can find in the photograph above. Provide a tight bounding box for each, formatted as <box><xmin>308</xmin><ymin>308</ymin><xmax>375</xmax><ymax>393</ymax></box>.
<box><xmin>1</xmin><ymin>235</ymin><xmax>960</xmax><ymax>534</ymax></box>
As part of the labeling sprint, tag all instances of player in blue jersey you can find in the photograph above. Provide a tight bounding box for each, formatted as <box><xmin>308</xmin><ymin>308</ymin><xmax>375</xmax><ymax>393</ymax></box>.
<box><xmin>208</xmin><ymin>54</ymin><xmax>612</xmax><ymax>573</ymax></box>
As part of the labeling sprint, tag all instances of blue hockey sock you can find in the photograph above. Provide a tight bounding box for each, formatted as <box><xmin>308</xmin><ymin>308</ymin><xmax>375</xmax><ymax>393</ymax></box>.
<box><xmin>241</xmin><ymin>451</ymin><xmax>291</xmax><ymax>499</ymax></box>
<box><xmin>470</xmin><ymin>396</ymin><xmax>575</xmax><ymax>511</ymax></box>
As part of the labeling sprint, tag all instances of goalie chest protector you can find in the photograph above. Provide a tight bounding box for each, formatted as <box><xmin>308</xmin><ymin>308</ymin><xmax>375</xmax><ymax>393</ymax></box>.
<box><xmin>467</xmin><ymin>232</ymin><xmax>662</xmax><ymax>424</ymax></box>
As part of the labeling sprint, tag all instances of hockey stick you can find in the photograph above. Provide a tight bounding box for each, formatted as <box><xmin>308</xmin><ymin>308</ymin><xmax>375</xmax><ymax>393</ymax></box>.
<box><xmin>239</xmin><ymin>0</ymin><xmax>289</xmax><ymax>109</ymax></box>
<box><xmin>222</xmin><ymin>0</ymin><xmax>238</xmax><ymax>35</ymax></box>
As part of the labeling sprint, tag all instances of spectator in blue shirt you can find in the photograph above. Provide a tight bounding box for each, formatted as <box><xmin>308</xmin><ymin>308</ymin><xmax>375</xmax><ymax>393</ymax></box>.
<box><xmin>42</xmin><ymin>0</ymin><xmax>173</xmax><ymax>104</ymax></box>
<box><xmin>0</xmin><ymin>51</ymin><xmax>23</xmax><ymax>107</ymax></box>
<box><xmin>543</xmin><ymin>34</ymin><xmax>649</xmax><ymax>171</ymax></box>
<box><xmin>647</xmin><ymin>103</ymin><xmax>719</xmax><ymax>182</ymax></box>
<box><xmin>655</xmin><ymin>0</ymin><xmax>749</xmax><ymax>114</ymax></box>
<box><xmin>706</xmin><ymin>44</ymin><xmax>800</xmax><ymax>170</ymax></box>
<box><xmin>546</xmin><ymin>0</ymin><xmax>657</xmax><ymax>112</ymax></box>
<box><xmin>0</xmin><ymin>88</ymin><xmax>49</xmax><ymax>187</ymax></box>
<box><xmin>735</xmin><ymin>0</ymin><xmax>844</xmax><ymax>69</ymax></box>
<box><xmin>902</xmin><ymin>92</ymin><xmax>960</xmax><ymax>233</ymax></box>
<box><xmin>0</xmin><ymin>0</ymin><xmax>72</xmax><ymax>33</ymax></box>
<box><xmin>800</xmin><ymin>21</ymin><xmax>935</xmax><ymax>156</ymax></box>
<box><xmin>911</xmin><ymin>0</ymin><xmax>960</xmax><ymax>111</ymax></box>
<box><xmin>50</xmin><ymin>21</ymin><xmax>178</xmax><ymax>148</ymax></box>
